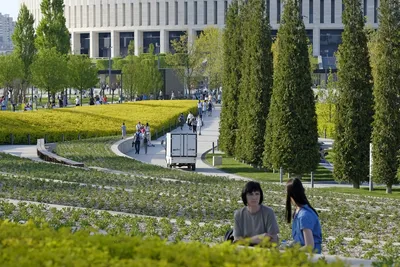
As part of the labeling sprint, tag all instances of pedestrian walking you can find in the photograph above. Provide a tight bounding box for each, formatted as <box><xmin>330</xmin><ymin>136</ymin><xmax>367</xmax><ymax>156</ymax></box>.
<box><xmin>75</xmin><ymin>96</ymin><xmax>80</xmax><ymax>106</ymax></box>
<box><xmin>192</xmin><ymin>117</ymin><xmax>197</xmax><ymax>133</ymax></box>
<box><xmin>197</xmin><ymin>115</ymin><xmax>202</xmax><ymax>135</ymax></box>
<box><xmin>197</xmin><ymin>100</ymin><xmax>202</xmax><ymax>115</ymax></box>
<box><xmin>121</xmin><ymin>122</ymin><xmax>127</xmax><ymax>139</ymax></box>
<box><xmin>207</xmin><ymin>101</ymin><xmax>213</xmax><ymax>117</ymax></box>
<box><xmin>187</xmin><ymin>111</ymin><xmax>194</xmax><ymax>131</ymax></box>
<box><xmin>178</xmin><ymin>113</ymin><xmax>185</xmax><ymax>130</ymax></box>
<box><xmin>132</xmin><ymin>130</ymin><xmax>142</xmax><ymax>154</ymax></box>
<box><xmin>202</xmin><ymin>101</ymin><xmax>207</xmax><ymax>114</ymax></box>
<box><xmin>145</xmin><ymin>122</ymin><xmax>154</xmax><ymax>147</ymax></box>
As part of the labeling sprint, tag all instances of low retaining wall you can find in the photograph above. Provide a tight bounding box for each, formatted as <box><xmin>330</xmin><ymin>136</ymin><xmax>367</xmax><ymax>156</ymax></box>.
<box><xmin>36</xmin><ymin>139</ymin><xmax>84</xmax><ymax>167</ymax></box>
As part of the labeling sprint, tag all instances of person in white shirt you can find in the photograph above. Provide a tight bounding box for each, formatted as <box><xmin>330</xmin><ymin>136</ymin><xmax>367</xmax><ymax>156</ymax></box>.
<box><xmin>75</xmin><ymin>96</ymin><xmax>80</xmax><ymax>106</ymax></box>
<box><xmin>136</xmin><ymin>122</ymin><xmax>142</xmax><ymax>132</ymax></box>
<box><xmin>187</xmin><ymin>112</ymin><xmax>194</xmax><ymax>130</ymax></box>
<box><xmin>145</xmin><ymin>122</ymin><xmax>154</xmax><ymax>147</ymax></box>
<box><xmin>197</xmin><ymin>115</ymin><xmax>203</xmax><ymax>135</ymax></box>
<box><xmin>197</xmin><ymin>100</ymin><xmax>203</xmax><ymax>115</ymax></box>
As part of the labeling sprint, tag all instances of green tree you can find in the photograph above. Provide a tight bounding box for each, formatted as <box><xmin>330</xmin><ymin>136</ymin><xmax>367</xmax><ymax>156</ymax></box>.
<box><xmin>31</xmin><ymin>48</ymin><xmax>67</xmax><ymax>104</ymax></box>
<box><xmin>263</xmin><ymin>0</ymin><xmax>319</xmax><ymax>176</ymax></box>
<box><xmin>0</xmin><ymin>54</ymin><xmax>24</xmax><ymax>108</ymax></box>
<box><xmin>195</xmin><ymin>26</ymin><xmax>224</xmax><ymax>90</ymax></box>
<box><xmin>234</xmin><ymin>0</ymin><xmax>273</xmax><ymax>165</ymax></box>
<box><xmin>165</xmin><ymin>33</ymin><xmax>203</xmax><ymax>94</ymax></box>
<box><xmin>12</xmin><ymin>4</ymin><xmax>36</xmax><ymax>92</ymax></box>
<box><xmin>36</xmin><ymin>0</ymin><xmax>70</xmax><ymax>55</ymax></box>
<box><xmin>334</xmin><ymin>0</ymin><xmax>374</xmax><ymax>188</ymax></box>
<box><xmin>219</xmin><ymin>0</ymin><xmax>242</xmax><ymax>155</ymax></box>
<box><xmin>68</xmin><ymin>55</ymin><xmax>99</xmax><ymax>106</ymax></box>
<box><xmin>122</xmin><ymin>41</ymin><xmax>137</xmax><ymax>101</ymax></box>
<box><xmin>370</xmin><ymin>0</ymin><xmax>400</xmax><ymax>194</ymax></box>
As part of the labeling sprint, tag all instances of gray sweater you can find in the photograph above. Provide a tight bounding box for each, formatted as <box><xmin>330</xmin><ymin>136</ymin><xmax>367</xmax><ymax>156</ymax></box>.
<box><xmin>233</xmin><ymin>205</ymin><xmax>279</xmax><ymax>241</ymax></box>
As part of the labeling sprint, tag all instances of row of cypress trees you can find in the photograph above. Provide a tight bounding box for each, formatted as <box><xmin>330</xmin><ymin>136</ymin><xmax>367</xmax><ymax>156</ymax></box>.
<box><xmin>221</xmin><ymin>0</ymin><xmax>400</xmax><ymax>192</ymax></box>
<box><xmin>219</xmin><ymin>0</ymin><xmax>319</xmax><ymax>177</ymax></box>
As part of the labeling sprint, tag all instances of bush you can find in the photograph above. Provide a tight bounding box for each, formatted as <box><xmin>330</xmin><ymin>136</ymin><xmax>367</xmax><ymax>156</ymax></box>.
<box><xmin>0</xmin><ymin>220</ymin><xmax>345</xmax><ymax>266</ymax></box>
<box><xmin>0</xmin><ymin>101</ymin><xmax>197</xmax><ymax>144</ymax></box>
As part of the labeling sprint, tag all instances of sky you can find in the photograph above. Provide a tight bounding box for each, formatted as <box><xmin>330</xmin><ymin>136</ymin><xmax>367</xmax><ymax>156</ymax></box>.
<box><xmin>0</xmin><ymin>0</ymin><xmax>20</xmax><ymax>20</ymax></box>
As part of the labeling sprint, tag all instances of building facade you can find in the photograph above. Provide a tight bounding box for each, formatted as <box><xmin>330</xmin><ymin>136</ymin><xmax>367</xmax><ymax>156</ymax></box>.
<box><xmin>20</xmin><ymin>0</ymin><xmax>379</xmax><ymax>58</ymax></box>
<box><xmin>0</xmin><ymin>13</ymin><xmax>15</xmax><ymax>53</ymax></box>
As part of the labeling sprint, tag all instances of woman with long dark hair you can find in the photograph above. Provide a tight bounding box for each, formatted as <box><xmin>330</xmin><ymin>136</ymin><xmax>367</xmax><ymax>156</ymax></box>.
<box><xmin>286</xmin><ymin>178</ymin><xmax>322</xmax><ymax>253</ymax></box>
<box><xmin>232</xmin><ymin>181</ymin><xmax>280</xmax><ymax>245</ymax></box>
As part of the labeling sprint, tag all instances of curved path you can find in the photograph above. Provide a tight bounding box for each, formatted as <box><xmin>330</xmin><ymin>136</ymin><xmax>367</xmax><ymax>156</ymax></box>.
<box><xmin>111</xmin><ymin>106</ymin><xmax>249</xmax><ymax>181</ymax></box>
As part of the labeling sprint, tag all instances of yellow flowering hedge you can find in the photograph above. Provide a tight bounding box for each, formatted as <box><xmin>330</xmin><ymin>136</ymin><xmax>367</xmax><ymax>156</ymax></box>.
<box><xmin>0</xmin><ymin>100</ymin><xmax>197</xmax><ymax>144</ymax></box>
<box><xmin>0</xmin><ymin>221</ymin><xmax>345</xmax><ymax>267</ymax></box>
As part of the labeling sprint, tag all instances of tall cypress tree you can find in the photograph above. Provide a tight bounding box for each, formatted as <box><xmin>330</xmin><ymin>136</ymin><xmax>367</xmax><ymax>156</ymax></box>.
<box><xmin>36</xmin><ymin>0</ymin><xmax>70</xmax><ymax>55</ymax></box>
<box><xmin>371</xmin><ymin>0</ymin><xmax>400</xmax><ymax>194</ymax></box>
<box><xmin>12</xmin><ymin>4</ymin><xmax>36</xmax><ymax>88</ymax></box>
<box><xmin>263</xmin><ymin>0</ymin><xmax>319</xmax><ymax>176</ymax></box>
<box><xmin>234</xmin><ymin>0</ymin><xmax>273</xmax><ymax>165</ymax></box>
<box><xmin>219</xmin><ymin>0</ymin><xmax>242</xmax><ymax>156</ymax></box>
<box><xmin>334</xmin><ymin>0</ymin><xmax>373</xmax><ymax>188</ymax></box>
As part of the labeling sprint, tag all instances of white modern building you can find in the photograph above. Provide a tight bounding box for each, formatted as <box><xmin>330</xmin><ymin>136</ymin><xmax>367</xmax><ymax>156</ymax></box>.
<box><xmin>0</xmin><ymin>13</ymin><xmax>15</xmax><ymax>53</ymax></box>
<box><xmin>20</xmin><ymin>0</ymin><xmax>379</xmax><ymax>58</ymax></box>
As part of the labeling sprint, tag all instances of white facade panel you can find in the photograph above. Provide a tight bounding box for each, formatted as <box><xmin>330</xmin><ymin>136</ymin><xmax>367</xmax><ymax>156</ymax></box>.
<box><xmin>21</xmin><ymin>0</ymin><xmax>380</xmax><ymax>57</ymax></box>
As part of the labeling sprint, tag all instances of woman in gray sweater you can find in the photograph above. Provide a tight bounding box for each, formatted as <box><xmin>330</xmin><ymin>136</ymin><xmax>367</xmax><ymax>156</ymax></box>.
<box><xmin>233</xmin><ymin>181</ymin><xmax>280</xmax><ymax>245</ymax></box>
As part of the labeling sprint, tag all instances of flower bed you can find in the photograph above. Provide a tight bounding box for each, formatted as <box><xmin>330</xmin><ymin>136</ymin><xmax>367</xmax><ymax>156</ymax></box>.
<box><xmin>0</xmin><ymin>100</ymin><xmax>197</xmax><ymax>144</ymax></box>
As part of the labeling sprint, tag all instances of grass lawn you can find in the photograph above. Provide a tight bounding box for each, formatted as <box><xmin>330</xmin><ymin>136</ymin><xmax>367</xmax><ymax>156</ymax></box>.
<box><xmin>319</xmin><ymin>186</ymin><xmax>400</xmax><ymax>199</ymax></box>
<box><xmin>205</xmin><ymin>153</ymin><xmax>334</xmax><ymax>182</ymax></box>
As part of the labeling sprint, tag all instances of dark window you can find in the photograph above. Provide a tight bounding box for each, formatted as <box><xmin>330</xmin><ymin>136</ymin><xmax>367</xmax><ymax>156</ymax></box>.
<box><xmin>184</xmin><ymin>2</ymin><xmax>188</xmax><ymax>25</ymax></box>
<box><xmin>157</xmin><ymin>2</ymin><xmax>160</xmax><ymax>25</ymax></box>
<box><xmin>166</xmin><ymin>2</ymin><xmax>169</xmax><ymax>25</ymax></box>
<box><xmin>214</xmin><ymin>1</ymin><xmax>218</xmax><ymax>24</ymax></box>
<box><xmin>320</xmin><ymin>29</ymin><xmax>343</xmax><ymax>57</ymax></box>
<box><xmin>374</xmin><ymin>0</ymin><xmax>378</xmax><ymax>23</ymax></box>
<box><xmin>363</xmin><ymin>0</ymin><xmax>367</xmax><ymax>16</ymax></box>
<box><xmin>175</xmin><ymin>1</ymin><xmax>178</xmax><ymax>25</ymax></box>
<box><xmin>277</xmin><ymin>0</ymin><xmax>281</xmax><ymax>23</ymax></box>
<box><xmin>224</xmin><ymin>1</ymin><xmax>228</xmax><ymax>23</ymax></box>
<box><xmin>148</xmin><ymin>3</ymin><xmax>151</xmax><ymax>25</ymax></box>
<box><xmin>139</xmin><ymin>3</ymin><xmax>142</xmax><ymax>26</ymax></box>
<box><xmin>120</xmin><ymin>32</ymin><xmax>134</xmax><ymax>57</ymax></box>
<box><xmin>320</xmin><ymin>0</ymin><xmax>324</xmax><ymax>23</ymax></box>
<box><xmin>80</xmin><ymin>33</ymin><xmax>90</xmax><ymax>55</ymax></box>
<box><xmin>299</xmin><ymin>0</ymin><xmax>303</xmax><ymax>17</ymax></box>
<box><xmin>204</xmin><ymin>1</ymin><xmax>208</xmax><ymax>24</ymax></box>
<box><xmin>143</xmin><ymin>32</ymin><xmax>160</xmax><ymax>53</ymax></box>
<box><xmin>194</xmin><ymin>1</ymin><xmax>198</xmax><ymax>24</ymax></box>
<box><xmin>99</xmin><ymin>33</ymin><xmax>111</xmax><ymax>57</ymax></box>
<box><xmin>266</xmin><ymin>0</ymin><xmax>270</xmax><ymax>23</ymax></box>
<box><xmin>309</xmin><ymin>0</ymin><xmax>313</xmax><ymax>23</ymax></box>
<box><xmin>331</xmin><ymin>0</ymin><xmax>335</xmax><ymax>23</ymax></box>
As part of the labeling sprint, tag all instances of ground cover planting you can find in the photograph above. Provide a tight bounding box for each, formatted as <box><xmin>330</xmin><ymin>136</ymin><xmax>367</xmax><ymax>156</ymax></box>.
<box><xmin>0</xmin><ymin>153</ymin><xmax>399</xmax><ymax>264</ymax></box>
<box><xmin>0</xmin><ymin>100</ymin><xmax>197</xmax><ymax>144</ymax></box>
<box><xmin>54</xmin><ymin>137</ymin><xmax>224</xmax><ymax>182</ymax></box>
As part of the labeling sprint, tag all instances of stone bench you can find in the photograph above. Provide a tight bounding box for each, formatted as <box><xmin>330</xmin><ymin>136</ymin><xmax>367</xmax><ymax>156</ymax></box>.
<box><xmin>36</xmin><ymin>139</ymin><xmax>84</xmax><ymax>167</ymax></box>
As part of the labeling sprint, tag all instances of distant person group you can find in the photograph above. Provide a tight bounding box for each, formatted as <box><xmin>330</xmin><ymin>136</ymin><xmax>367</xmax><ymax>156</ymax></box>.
<box><xmin>120</xmin><ymin>121</ymin><xmax>154</xmax><ymax>154</ymax></box>
<box><xmin>227</xmin><ymin>180</ymin><xmax>322</xmax><ymax>254</ymax></box>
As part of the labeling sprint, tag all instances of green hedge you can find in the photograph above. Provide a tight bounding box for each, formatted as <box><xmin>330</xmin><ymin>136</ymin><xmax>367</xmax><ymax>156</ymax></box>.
<box><xmin>0</xmin><ymin>220</ymin><xmax>345</xmax><ymax>266</ymax></box>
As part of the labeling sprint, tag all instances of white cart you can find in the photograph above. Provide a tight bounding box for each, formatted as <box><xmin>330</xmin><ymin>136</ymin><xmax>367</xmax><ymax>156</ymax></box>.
<box><xmin>165</xmin><ymin>133</ymin><xmax>197</xmax><ymax>170</ymax></box>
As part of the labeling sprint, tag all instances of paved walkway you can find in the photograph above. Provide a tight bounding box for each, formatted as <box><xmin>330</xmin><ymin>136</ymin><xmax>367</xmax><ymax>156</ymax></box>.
<box><xmin>0</xmin><ymin>145</ymin><xmax>42</xmax><ymax>162</ymax></box>
<box><xmin>119</xmin><ymin>106</ymin><xmax>249</xmax><ymax>181</ymax></box>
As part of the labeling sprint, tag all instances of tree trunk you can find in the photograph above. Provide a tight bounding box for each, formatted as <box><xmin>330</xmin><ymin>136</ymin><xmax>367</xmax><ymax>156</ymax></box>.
<box><xmin>386</xmin><ymin>186</ymin><xmax>392</xmax><ymax>194</ymax></box>
<box><xmin>352</xmin><ymin>181</ymin><xmax>360</xmax><ymax>189</ymax></box>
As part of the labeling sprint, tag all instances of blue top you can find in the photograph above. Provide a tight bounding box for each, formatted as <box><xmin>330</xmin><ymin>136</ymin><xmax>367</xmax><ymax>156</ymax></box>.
<box><xmin>292</xmin><ymin>204</ymin><xmax>322</xmax><ymax>254</ymax></box>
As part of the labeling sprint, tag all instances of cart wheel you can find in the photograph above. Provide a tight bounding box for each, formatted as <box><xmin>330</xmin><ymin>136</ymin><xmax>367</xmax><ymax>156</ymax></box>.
<box><xmin>167</xmin><ymin>164</ymin><xmax>171</xmax><ymax>168</ymax></box>
<box><xmin>192</xmin><ymin>164</ymin><xmax>196</xmax><ymax>171</ymax></box>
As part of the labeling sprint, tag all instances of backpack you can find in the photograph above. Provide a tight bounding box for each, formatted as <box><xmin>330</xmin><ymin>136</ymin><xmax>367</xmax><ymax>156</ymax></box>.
<box><xmin>224</xmin><ymin>229</ymin><xmax>234</xmax><ymax>243</ymax></box>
